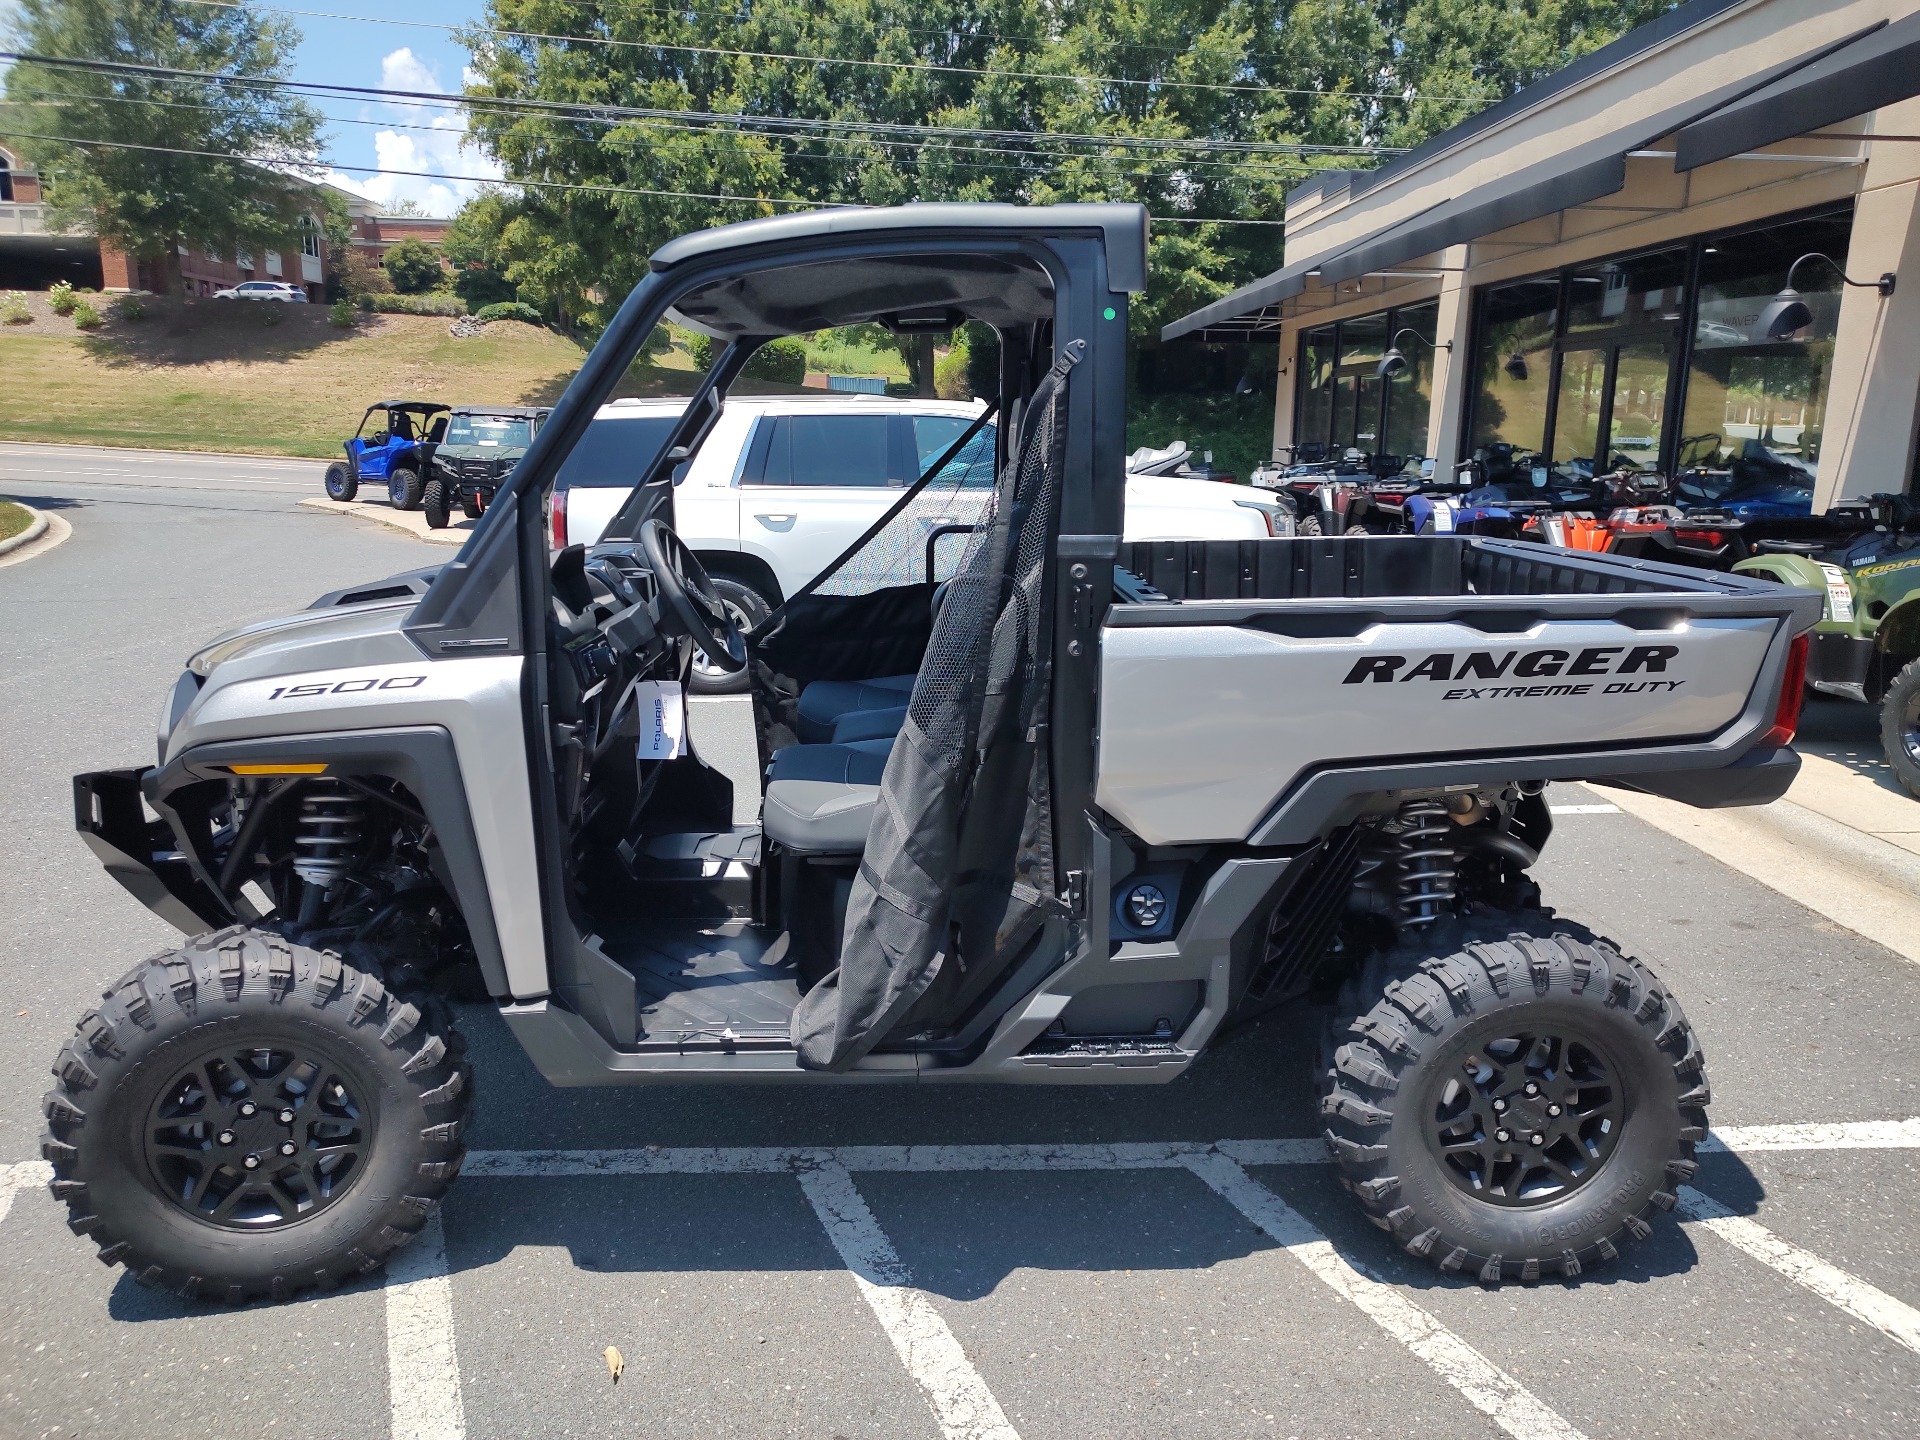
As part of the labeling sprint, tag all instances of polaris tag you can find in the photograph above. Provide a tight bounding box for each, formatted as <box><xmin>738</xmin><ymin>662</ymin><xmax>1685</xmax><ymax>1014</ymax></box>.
<box><xmin>1816</xmin><ymin>562</ymin><xmax>1854</xmax><ymax>623</ymax></box>
<box><xmin>1430</xmin><ymin>500</ymin><xmax>1455</xmax><ymax>533</ymax></box>
<box><xmin>634</xmin><ymin>680</ymin><xmax>688</xmax><ymax>761</ymax></box>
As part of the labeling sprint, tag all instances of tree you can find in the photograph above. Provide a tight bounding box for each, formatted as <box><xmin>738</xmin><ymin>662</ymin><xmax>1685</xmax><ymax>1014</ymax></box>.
<box><xmin>1</xmin><ymin>0</ymin><xmax>322</xmax><ymax>295</ymax></box>
<box><xmin>384</xmin><ymin>198</ymin><xmax>429</xmax><ymax>217</ymax></box>
<box><xmin>382</xmin><ymin>236</ymin><xmax>445</xmax><ymax>294</ymax></box>
<box><xmin>442</xmin><ymin>192</ymin><xmax>519</xmax><ymax>310</ymax></box>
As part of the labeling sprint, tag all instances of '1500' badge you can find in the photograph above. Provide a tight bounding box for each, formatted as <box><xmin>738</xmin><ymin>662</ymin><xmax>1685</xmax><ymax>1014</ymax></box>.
<box><xmin>268</xmin><ymin>676</ymin><xmax>426</xmax><ymax>700</ymax></box>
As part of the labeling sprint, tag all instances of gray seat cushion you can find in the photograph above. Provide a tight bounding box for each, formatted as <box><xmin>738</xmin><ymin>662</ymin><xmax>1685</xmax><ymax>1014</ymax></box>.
<box><xmin>762</xmin><ymin>739</ymin><xmax>893</xmax><ymax>853</ymax></box>
<box><xmin>830</xmin><ymin>705</ymin><xmax>908</xmax><ymax>743</ymax></box>
<box><xmin>796</xmin><ymin>674</ymin><xmax>915</xmax><ymax>744</ymax></box>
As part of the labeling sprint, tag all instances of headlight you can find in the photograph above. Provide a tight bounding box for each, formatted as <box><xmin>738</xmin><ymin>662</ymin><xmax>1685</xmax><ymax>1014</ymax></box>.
<box><xmin>1232</xmin><ymin>495</ymin><xmax>1295</xmax><ymax>537</ymax></box>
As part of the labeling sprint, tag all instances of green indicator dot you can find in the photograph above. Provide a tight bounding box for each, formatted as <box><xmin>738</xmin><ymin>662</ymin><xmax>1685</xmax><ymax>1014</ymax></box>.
<box><xmin>1103</xmin><ymin>306</ymin><xmax>1117</xmax><ymax>320</ymax></box>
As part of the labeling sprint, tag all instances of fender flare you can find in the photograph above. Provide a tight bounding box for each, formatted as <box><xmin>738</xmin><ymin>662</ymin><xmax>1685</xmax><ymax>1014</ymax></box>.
<box><xmin>1875</xmin><ymin>593</ymin><xmax>1920</xmax><ymax>658</ymax></box>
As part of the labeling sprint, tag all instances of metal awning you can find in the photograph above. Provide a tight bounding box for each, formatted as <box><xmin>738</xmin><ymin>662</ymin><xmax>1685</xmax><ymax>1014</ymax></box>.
<box><xmin>1162</xmin><ymin>21</ymin><xmax>1879</xmax><ymax>343</ymax></box>
<box><xmin>1675</xmin><ymin>13</ymin><xmax>1920</xmax><ymax>171</ymax></box>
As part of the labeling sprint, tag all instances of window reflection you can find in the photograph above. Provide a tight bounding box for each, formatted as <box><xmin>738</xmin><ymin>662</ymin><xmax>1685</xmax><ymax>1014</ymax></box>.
<box><xmin>1293</xmin><ymin>302</ymin><xmax>1435</xmax><ymax>463</ymax></box>
<box><xmin>1470</xmin><ymin>280</ymin><xmax>1557</xmax><ymax>456</ymax></box>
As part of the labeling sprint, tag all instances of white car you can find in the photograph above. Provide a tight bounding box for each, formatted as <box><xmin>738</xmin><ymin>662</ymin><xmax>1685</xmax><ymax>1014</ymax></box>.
<box><xmin>551</xmin><ymin>395</ymin><xmax>1291</xmax><ymax>689</ymax></box>
<box><xmin>212</xmin><ymin>280</ymin><xmax>309</xmax><ymax>302</ymax></box>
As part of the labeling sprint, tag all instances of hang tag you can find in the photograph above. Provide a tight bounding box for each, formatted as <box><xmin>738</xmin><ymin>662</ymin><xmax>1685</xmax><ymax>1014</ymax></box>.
<box><xmin>1816</xmin><ymin>563</ymin><xmax>1854</xmax><ymax>623</ymax></box>
<box><xmin>633</xmin><ymin>680</ymin><xmax>688</xmax><ymax>761</ymax></box>
<box><xmin>1430</xmin><ymin>500</ymin><xmax>1455</xmax><ymax>533</ymax></box>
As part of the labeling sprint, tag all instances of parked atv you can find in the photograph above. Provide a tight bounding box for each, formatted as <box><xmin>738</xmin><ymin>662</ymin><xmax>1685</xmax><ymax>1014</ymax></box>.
<box><xmin>423</xmin><ymin>405</ymin><xmax>552</xmax><ymax>530</ymax></box>
<box><xmin>1732</xmin><ymin>494</ymin><xmax>1920</xmax><ymax>797</ymax></box>
<box><xmin>50</xmin><ymin>203</ymin><xmax>1818</xmax><ymax>1304</ymax></box>
<box><xmin>323</xmin><ymin>401</ymin><xmax>451</xmax><ymax>511</ymax></box>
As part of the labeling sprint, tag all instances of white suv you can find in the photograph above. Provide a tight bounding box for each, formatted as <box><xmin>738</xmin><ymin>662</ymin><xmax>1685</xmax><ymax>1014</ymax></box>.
<box><xmin>552</xmin><ymin>395</ymin><xmax>1289</xmax><ymax>689</ymax></box>
<box><xmin>212</xmin><ymin>280</ymin><xmax>309</xmax><ymax>302</ymax></box>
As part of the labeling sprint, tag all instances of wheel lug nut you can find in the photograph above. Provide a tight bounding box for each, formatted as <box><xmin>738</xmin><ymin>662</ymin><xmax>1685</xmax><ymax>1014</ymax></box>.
<box><xmin>1546</xmin><ymin>1103</ymin><xmax>1562</xmax><ymax>1117</ymax></box>
<box><xmin>1491</xmin><ymin>1098</ymin><xmax>1507</xmax><ymax>1113</ymax></box>
<box><xmin>278</xmin><ymin>1109</ymin><xmax>295</xmax><ymax>1125</ymax></box>
<box><xmin>217</xmin><ymin>1129</ymin><xmax>235</xmax><ymax>1146</ymax></box>
<box><xmin>1523</xmin><ymin>1082</ymin><xmax>1540</xmax><ymax>1097</ymax></box>
<box><xmin>279</xmin><ymin>1141</ymin><xmax>298</xmax><ymax>1157</ymax></box>
<box><xmin>239</xmin><ymin>1102</ymin><xmax>257</xmax><ymax>1117</ymax></box>
<box><xmin>242</xmin><ymin>1154</ymin><xmax>260</xmax><ymax>1169</ymax></box>
<box><xmin>1495</xmin><ymin>1128</ymin><xmax>1511</xmax><ymax>1143</ymax></box>
<box><xmin>1529</xmin><ymin>1133</ymin><xmax>1545</xmax><ymax>1146</ymax></box>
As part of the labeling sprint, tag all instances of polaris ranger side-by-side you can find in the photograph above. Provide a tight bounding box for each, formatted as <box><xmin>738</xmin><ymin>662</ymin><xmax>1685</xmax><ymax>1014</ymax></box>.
<box><xmin>49</xmin><ymin>205</ymin><xmax>1820</xmax><ymax>1304</ymax></box>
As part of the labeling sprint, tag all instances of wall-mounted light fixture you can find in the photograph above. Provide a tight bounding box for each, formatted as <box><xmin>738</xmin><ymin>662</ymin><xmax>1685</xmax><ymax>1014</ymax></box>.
<box><xmin>1752</xmin><ymin>252</ymin><xmax>1896</xmax><ymax>340</ymax></box>
<box><xmin>1375</xmin><ymin>327</ymin><xmax>1454</xmax><ymax>379</ymax></box>
<box><xmin>1503</xmin><ymin>352</ymin><xmax>1530</xmax><ymax>382</ymax></box>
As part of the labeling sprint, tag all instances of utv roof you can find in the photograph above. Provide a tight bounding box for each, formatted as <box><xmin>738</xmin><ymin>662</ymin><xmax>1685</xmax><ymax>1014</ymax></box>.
<box><xmin>371</xmin><ymin>400</ymin><xmax>453</xmax><ymax>412</ymax></box>
<box><xmin>448</xmin><ymin>405</ymin><xmax>550</xmax><ymax>417</ymax></box>
<box><xmin>652</xmin><ymin>202</ymin><xmax>1149</xmax><ymax>338</ymax></box>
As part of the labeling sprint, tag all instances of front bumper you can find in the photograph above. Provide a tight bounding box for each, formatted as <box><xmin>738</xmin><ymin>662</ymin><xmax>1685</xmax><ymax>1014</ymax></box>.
<box><xmin>74</xmin><ymin>768</ymin><xmax>228</xmax><ymax>934</ymax></box>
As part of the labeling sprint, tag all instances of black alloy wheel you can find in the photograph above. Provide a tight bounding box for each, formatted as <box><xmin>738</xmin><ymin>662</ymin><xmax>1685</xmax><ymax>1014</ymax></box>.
<box><xmin>1882</xmin><ymin>656</ymin><xmax>1920</xmax><ymax>801</ymax></box>
<box><xmin>1425</xmin><ymin>1025</ymin><xmax>1624</xmax><ymax>1207</ymax></box>
<box><xmin>143</xmin><ymin>1039</ymin><xmax>372</xmax><ymax>1229</ymax></box>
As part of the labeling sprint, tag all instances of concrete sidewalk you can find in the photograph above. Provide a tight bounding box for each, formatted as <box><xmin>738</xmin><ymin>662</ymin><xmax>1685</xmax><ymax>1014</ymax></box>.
<box><xmin>299</xmin><ymin>494</ymin><xmax>473</xmax><ymax>546</ymax></box>
<box><xmin>1591</xmin><ymin>698</ymin><xmax>1920</xmax><ymax>966</ymax></box>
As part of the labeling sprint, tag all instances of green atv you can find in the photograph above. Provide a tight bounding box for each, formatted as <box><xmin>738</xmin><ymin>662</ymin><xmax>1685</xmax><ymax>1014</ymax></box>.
<box><xmin>1734</xmin><ymin>494</ymin><xmax>1920</xmax><ymax>798</ymax></box>
<box><xmin>423</xmin><ymin>405</ymin><xmax>550</xmax><ymax>530</ymax></box>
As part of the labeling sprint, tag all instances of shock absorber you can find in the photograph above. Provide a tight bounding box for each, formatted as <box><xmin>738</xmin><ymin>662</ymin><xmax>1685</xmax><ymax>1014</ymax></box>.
<box><xmin>292</xmin><ymin>781</ymin><xmax>366</xmax><ymax>920</ymax></box>
<box><xmin>1391</xmin><ymin>798</ymin><xmax>1458</xmax><ymax>929</ymax></box>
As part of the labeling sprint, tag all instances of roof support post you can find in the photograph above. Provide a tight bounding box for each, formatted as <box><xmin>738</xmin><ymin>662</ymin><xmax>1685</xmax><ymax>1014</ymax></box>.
<box><xmin>1424</xmin><ymin>247</ymin><xmax>1475</xmax><ymax>475</ymax></box>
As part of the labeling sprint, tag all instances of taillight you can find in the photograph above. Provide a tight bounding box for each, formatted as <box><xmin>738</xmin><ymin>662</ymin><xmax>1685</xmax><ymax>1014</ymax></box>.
<box><xmin>1756</xmin><ymin>633</ymin><xmax>1810</xmax><ymax>748</ymax></box>
<box><xmin>550</xmin><ymin>487</ymin><xmax>568</xmax><ymax>549</ymax></box>
<box><xmin>1676</xmin><ymin>528</ymin><xmax>1724</xmax><ymax>548</ymax></box>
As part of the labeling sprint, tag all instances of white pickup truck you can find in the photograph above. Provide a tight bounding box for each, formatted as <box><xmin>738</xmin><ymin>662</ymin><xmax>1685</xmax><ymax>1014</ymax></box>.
<box><xmin>552</xmin><ymin>395</ymin><xmax>1290</xmax><ymax>689</ymax></box>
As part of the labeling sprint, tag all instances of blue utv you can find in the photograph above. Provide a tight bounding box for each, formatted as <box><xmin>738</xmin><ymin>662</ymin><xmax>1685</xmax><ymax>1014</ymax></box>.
<box><xmin>322</xmin><ymin>400</ymin><xmax>452</xmax><ymax>510</ymax></box>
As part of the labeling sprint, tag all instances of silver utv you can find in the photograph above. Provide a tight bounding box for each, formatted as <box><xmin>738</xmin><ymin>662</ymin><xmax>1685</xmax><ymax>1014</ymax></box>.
<box><xmin>49</xmin><ymin>204</ymin><xmax>1822</xmax><ymax>1303</ymax></box>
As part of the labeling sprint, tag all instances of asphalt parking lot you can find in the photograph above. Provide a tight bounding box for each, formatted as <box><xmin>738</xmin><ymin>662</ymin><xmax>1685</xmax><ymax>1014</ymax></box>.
<box><xmin>2</xmin><ymin>443</ymin><xmax>1917</xmax><ymax>1439</ymax></box>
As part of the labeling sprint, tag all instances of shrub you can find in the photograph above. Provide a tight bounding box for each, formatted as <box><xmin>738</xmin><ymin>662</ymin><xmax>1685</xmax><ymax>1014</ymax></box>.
<box><xmin>363</xmin><ymin>292</ymin><xmax>466</xmax><ymax>317</ymax></box>
<box><xmin>47</xmin><ymin>280</ymin><xmax>77</xmax><ymax>315</ymax></box>
<box><xmin>934</xmin><ymin>339</ymin><xmax>971</xmax><ymax>400</ymax></box>
<box><xmin>473</xmin><ymin>301</ymin><xmax>544</xmax><ymax>326</ymax></box>
<box><xmin>112</xmin><ymin>294</ymin><xmax>147</xmax><ymax>321</ymax></box>
<box><xmin>745</xmin><ymin>335</ymin><xmax>807</xmax><ymax>384</ymax></box>
<box><xmin>383</xmin><ymin>237</ymin><xmax>446</xmax><ymax>295</ymax></box>
<box><xmin>0</xmin><ymin>292</ymin><xmax>31</xmax><ymax>325</ymax></box>
<box><xmin>71</xmin><ymin>299</ymin><xmax>103</xmax><ymax>330</ymax></box>
<box><xmin>331</xmin><ymin>248</ymin><xmax>392</xmax><ymax>301</ymax></box>
<box><xmin>328</xmin><ymin>299</ymin><xmax>356</xmax><ymax>327</ymax></box>
<box><xmin>687</xmin><ymin>332</ymin><xmax>715</xmax><ymax>371</ymax></box>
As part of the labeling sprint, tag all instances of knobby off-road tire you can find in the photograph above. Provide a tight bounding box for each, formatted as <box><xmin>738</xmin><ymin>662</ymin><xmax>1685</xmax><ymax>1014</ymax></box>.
<box><xmin>1318</xmin><ymin>910</ymin><xmax>1706</xmax><ymax>1285</ymax></box>
<box><xmin>42</xmin><ymin>928</ymin><xmax>471</xmax><ymax>1305</ymax></box>
<box><xmin>1296</xmin><ymin>512</ymin><xmax>1325</xmax><ymax>537</ymax></box>
<box><xmin>422</xmin><ymin>476</ymin><xmax>451</xmax><ymax>530</ymax></box>
<box><xmin>324</xmin><ymin>462</ymin><xmax>357</xmax><ymax>503</ymax></box>
<box><xmin>1880</xmin><ymin>656</ymin><xmax>1920</xmax><ymax>801</ymax></box>
<box><xmin>388</xmin><ymin>465</ymin><xmax>425</xmax><ymax>511</ymax></box>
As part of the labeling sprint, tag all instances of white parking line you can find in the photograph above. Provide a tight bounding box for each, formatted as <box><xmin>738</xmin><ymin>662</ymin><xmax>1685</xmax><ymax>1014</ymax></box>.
<box><xmin>385</xmin><ymin>1210</ymin><xmax>466</xmax><ymax>1440</ymax></box>
<box><xmin>1676</xmin><ymin>1186</ymin><xmax>1920</xmax><ymax>1357</ymax></box>
<box><xmin>1700</xmin><ymin>1117</ymin><xmax>1920</xmax><ymax>1152</ymax></box>
<box><xmin>1186</xmin><ymin>1153</ymin><xmax>1587</xmax><ymax>1440</ymax></box>
<box><xmin>1548</xmin><ymin>803</ymin><xmax>1621</xmax><ymax>814</ymax></box>
<box><xmin>798</xmin><ymin>1162</ymin><xmax>1020</xmax><ymax>1440</ymax></box>
<box><xmin>0</xmin><ymin>1161</ymin><xmax>52</xmax><ymax>1225</ymax></box>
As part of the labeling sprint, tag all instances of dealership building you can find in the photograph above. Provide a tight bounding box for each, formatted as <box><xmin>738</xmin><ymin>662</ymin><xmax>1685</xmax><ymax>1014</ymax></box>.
<box><xmin>1165</xmin><ymin>0</ymin><xmax>1920</xmax><ymax>508</ymax></box>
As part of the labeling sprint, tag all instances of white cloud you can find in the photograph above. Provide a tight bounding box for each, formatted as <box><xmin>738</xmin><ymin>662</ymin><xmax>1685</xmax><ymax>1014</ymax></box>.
<box><xmin>345</xmin><ymin>48</ymin><xmax>504</xmax><ymax>217</ymax></box>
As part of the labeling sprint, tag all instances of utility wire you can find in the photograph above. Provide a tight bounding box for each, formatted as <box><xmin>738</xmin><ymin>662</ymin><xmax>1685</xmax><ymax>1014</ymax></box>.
<box><xmin>0</xmin><ymin>128</ymin><xmax>1292</xmax><ymax>224</ymax></box>
<box><xmin>177</xmin><ymin>0</ymin><xmax>1482</xmax><ymax>104</ymax></box>
<box><xmin>0</xmin><ymin>52</ymin><xmax>1398</xmax><ymax>158</ymax></box>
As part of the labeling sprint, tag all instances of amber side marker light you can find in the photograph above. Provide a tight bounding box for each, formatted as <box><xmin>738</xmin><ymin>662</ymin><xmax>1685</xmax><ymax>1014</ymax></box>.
<box><xmin>224</xmin><ymin>763</ymin><xmax>329</xmax><ymax>776</ymax></box>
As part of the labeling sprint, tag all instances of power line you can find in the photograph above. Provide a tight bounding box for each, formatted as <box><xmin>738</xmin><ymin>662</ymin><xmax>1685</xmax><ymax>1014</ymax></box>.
<box><xmin>1</xmin><ymin>51</ymin><xmax>1400</xmax><ymax>159</ymax></box>
<box><xmin>0</xmin><ymin>128</ymin><xmax>1291</xmax><ymax>224</ymax></box>
<box><xmin>177</xmin><ymin>0</ymin><xmax>1482</xmax><ymax>105</ymax></box>
<box><xmin>1</xmin><ymin>87</ymin><xmax>1321</xmax><ymax>182</ymax></box>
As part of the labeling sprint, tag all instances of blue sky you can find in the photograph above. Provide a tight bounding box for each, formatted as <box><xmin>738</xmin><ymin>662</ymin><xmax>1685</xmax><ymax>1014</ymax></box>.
<box><xmin>0</xmin><ymin>1</ymin><xmax>500</xmax><ymax>215</ymax></box>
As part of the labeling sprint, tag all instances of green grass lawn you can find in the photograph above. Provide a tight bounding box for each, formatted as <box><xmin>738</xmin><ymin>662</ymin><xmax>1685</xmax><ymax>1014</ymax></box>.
<box><xmin>0</xmin><ymin>500</ymin><xmax>33</xmax><ymax>542</ymax></box>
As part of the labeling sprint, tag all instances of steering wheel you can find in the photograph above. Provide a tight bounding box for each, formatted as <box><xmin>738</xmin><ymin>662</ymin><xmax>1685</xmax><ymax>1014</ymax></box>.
<box><xmin>639</xmin><ymin>519</ymin><xmax>746</xmax><ymax>673</ymax></box>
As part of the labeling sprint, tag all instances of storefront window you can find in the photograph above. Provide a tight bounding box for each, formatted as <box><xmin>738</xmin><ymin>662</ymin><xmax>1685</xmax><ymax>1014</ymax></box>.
<box><xmin>1679</xmin><ymin>212</ymin><xmax>1849</xmax><ymax>483</ymax></box>
<box><xmin>1294</xmin><ymin>302</ymin><xmax>1436</xmax><ymax>463</ymax></box>
<box><xmin>1565</xmin><ymin>248</ymin><xmax>1687</xmax><ymax>336</ymax></box>
<box><xmin>1470</xmin><ymin>279</ymin><xmax>1557</xmax><ymax>456</ymax></box>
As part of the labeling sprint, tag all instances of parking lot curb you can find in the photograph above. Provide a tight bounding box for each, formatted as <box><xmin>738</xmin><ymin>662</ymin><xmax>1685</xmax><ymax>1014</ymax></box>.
<box><xmin>1589</xmin><ymin>780</ymin><xmax>1920</xmax><ymax>967</ymax></box>
<box><xmin>298</xmin><ymin>495</ymin><xmax>470</xmax><ymax>546</ymax></box>
<box><xmin>0</xmin><ymin>504</ymin><xmax>71</xmax><ymax>569</ymax></box>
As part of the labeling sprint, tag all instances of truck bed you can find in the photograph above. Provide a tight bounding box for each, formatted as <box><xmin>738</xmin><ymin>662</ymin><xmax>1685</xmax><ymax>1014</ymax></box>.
<box><xmin>1097</xmin><ymin>536</ymin><xmax>1823</xmax><ymax>847</ymax></box>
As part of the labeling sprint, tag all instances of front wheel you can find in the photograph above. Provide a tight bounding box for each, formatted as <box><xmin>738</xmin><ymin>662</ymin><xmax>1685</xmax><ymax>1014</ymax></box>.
<box><xmin>324</xmin><ymin>462</ymin><xmax>357</xmax><ymax>502</ymax></box>
<box><xmin>388</xmin><ymin>465</ymin><xmax>425</xmax><ymax>511</ymax></box>
<box><xmin>422</xmin><ymin>477</ymin><xmax>450</xmax><ymax>530</ymax></box>
<box><xmin>1318</xmin><ymin>911</ymin><xmax>1705</xmax><ymax>1284</ymax></box>
<box><xmin>1880</xmin><ymin>656</ymin><xmax>1920</xmax><ymax>801</ymax></box>
<box><xmin>1296</xmin><ymin>512</ymin><xmax>1324</xmax><ymax>536</ymax></box>
<box><xmin>459</xmin><ymin>490</ymin><xmax>485</xmax><ymax>520</ymax></box>
<box><xmin>41</xmin><ymin>929</ymin><xmax>470</xmax><ymax>1305</ymax></box>
<box><xmin>688</xmin><ymin>575</ymin><xmax>771</xmax><ymax>695</ymax></box>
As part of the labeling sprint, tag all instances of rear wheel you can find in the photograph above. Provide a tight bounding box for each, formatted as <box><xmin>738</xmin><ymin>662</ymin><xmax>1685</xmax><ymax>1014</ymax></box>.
<box><xmin>42</xmin><ymin>928</ymin><xmax>470</xmax><ymax>1305</ymax></box>
<box><xmin>1318</xmin><ymin>910</ymin><xmax>1704</xmax><ymax>1284</ymax></box>
<box><xmin>1881</xmin><ymin>656</ymin><xmax>1920</xmax><ymax>801</ymax></box>
<box><xmin>422</xmin><ymin>477</ymin><xmax>450</xmax><ymax>530</ymax></box>
<box><xmin>688</xmin><ymin>575</ymin><xmax>771</xmax><ymax>695</ymax></box>
<box><xmin>388</xmin><ymin>465</ymin><xmax>425</xmax><ymax>511</ymax></box>
<box><xmin>1297</xmin><ymin>512</ymin><xmax>1324</xmax><ymax>536</ymax></box>
<box><xmin>324</xmin><ymin>463</ymin><xmax>357</xmax><ymax>503</ymax></box>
